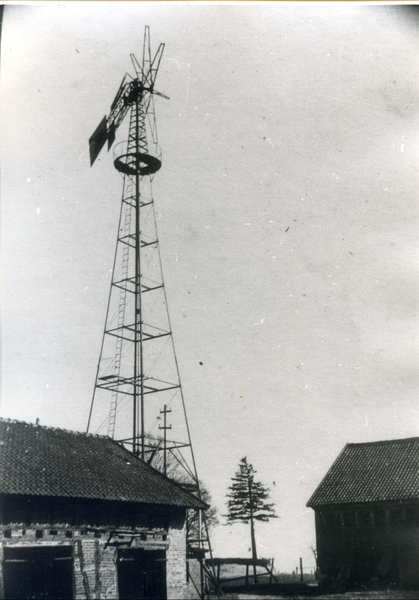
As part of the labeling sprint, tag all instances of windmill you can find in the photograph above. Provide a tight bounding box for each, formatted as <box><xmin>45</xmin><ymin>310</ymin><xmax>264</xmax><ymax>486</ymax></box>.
<box><xmin>86</xmin><ymin>28</ymin><xmax>218</xmax><ymax>595</ymax></box>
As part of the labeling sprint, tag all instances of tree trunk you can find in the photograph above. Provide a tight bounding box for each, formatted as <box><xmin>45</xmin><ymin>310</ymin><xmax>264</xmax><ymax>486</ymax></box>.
<box><xmin>249</xmin><ymin>477</ymin><xmax>258</xmax><ymax>584</ymax></box>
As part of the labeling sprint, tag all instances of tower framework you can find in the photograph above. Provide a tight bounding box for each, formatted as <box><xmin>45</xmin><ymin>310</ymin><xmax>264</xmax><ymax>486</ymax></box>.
<box><xmin>86</xmin><ymin>28</ymin><xmax>218</xmax><ymax>597</ymax></box>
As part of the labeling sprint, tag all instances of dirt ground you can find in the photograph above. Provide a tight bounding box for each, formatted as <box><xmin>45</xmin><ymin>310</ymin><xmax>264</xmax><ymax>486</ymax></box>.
<box><xmin>210</xmin><ymin>586</ymin><xmax>418</xmax><ymax>599</ymax></box>
<box><xmin>207</xmin><ymin>566</ymin><xmax>418</xmax><ymax>599</ymax></box>
<box><xmin>208</xmin><ymin>574</ymin><xmax>418</xmax><ymax>600</ymax></box>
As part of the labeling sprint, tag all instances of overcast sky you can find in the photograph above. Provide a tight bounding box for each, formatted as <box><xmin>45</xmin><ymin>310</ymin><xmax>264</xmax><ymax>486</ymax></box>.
<box><xmin>1</xmin><ymin>1</ymin><xmax>418</xmax><ymax>571</ymax></box>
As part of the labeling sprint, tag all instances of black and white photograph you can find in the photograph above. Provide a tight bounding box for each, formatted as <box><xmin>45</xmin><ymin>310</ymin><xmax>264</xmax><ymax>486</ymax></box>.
<box><xmin>0</xmin><ymin>2</ymin><xmax>418</xmax><ymax>598</ymax></box>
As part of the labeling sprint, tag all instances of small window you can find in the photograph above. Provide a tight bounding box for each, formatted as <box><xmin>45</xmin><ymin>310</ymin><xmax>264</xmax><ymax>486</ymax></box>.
<box><xmin>36</xmin><ymin>530</ymin><xmax>43</xmax><ymax>539</ymax></box>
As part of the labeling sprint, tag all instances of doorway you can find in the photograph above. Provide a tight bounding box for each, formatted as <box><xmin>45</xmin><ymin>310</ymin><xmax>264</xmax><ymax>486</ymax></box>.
<box><xmin>117</xmin><ymin>548</ymin><xmax>166</xmax><ymax>600</ymax></box>
<box><xmin>3</xmin><ymin>546</ymin><xmax>73</xmax><ymax>599</ymax></box>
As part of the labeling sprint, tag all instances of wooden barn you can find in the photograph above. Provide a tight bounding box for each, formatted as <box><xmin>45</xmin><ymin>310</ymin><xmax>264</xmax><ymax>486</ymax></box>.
<box><xmin>0</xmin><ymin>418</ymin><xmax>207</xmax><ymax>599</ymax></box>
<box><xmin>307</xmin><ymin>437</ymin><xmax>419</xmax><ymax>591</ymax></box>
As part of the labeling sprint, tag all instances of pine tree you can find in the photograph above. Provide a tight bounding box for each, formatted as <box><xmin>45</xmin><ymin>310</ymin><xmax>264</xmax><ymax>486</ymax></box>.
<box><xmin>224</xmin><ymin>457</ymin><xmax>277</xmax><ymax>583</ymax></box>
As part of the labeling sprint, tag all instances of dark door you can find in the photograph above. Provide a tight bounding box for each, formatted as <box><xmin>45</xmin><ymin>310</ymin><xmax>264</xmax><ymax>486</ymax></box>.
<box><xmin>118</xmin><ymin>548</ymin><xmax>166</xmax><ymax>600</ymax></box>
<box><xmin>3</xmin><ymin>546</ymin><xmax>73</xmax><ymax>599</ymax></box>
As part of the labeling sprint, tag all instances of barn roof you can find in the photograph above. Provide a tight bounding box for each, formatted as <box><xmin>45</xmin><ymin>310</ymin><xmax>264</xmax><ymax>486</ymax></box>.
<box><xmin>307</xmin><ymin>437</ymin><xmax>419</xmax><ymax>508</ymax></box>
<box><xmin>0</xmin><ymin>418</ymin><xmax>205</xmax><ymax>509</ymax></box>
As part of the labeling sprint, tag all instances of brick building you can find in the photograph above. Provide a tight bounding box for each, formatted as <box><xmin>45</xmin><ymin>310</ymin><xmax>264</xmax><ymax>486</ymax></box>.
<box><xmin>307</xmin><ymin>437</ymin><xmax>419</xmax><ymax>591</ymax></box>
<box><xmin>0</xmin><ymin>418</ymin><xmax>207</xmax><ymax>599</ymax></box>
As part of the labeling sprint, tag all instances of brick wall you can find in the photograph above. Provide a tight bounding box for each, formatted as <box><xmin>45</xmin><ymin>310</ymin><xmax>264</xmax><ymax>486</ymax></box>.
<box><xmin>166</xmin><ymin>513</ymin><xmax>188</xmax><ymax>599</ymax></box>
<box><xmin>165</xmin><ymin>514</ymin><xmax>205</xmax><ymax>599</ymax></box>
<box><xmin>0</xmin><ymin>518</ymin><xmax>191</xmax><ymax>599</ymax></box>
<box><xmin>72</xmin><ymin>537</ymin><xmax>117</xmax><ymax>600</ymax></box>
<box><xmin>98</xmin><ymin>542</ymin><xmax>118</xmax><ymax>599</ymax></box>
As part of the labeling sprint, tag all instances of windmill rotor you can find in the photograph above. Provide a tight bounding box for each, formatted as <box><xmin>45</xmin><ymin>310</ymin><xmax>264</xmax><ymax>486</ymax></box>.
<box><xmin>88</xmin><ymin>25</ymin><xmax>168</xmax><ymax>167</ymax></box>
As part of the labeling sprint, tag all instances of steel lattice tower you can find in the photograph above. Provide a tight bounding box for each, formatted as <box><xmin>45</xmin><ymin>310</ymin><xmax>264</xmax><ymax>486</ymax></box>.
<box><xmin>86</xmin><ymin>31</ymin><xmax>218</xmax><ymax>593</ymax></box>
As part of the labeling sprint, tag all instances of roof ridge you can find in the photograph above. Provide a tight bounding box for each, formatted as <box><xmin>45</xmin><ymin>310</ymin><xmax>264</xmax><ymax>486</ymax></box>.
<box><xmin>347</xmin><ymin>436</ymin><xmax>419</xmax><ymax>447</ymax></box>
<box><xmin>0</xmin><ymin>416</ymin><xmax>108</xmax><ymax>440</ymax></box>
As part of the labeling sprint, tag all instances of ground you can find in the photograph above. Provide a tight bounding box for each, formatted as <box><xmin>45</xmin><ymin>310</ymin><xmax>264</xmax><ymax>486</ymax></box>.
<box><xmin>216</xmin><ymin>589</ymin><xmax>418</xmax><ymax>599</ymax></box>
<box><xmin>208</xmin><ymin>569</ymin><xmax>418</xmax><ymax>599</ymax></box>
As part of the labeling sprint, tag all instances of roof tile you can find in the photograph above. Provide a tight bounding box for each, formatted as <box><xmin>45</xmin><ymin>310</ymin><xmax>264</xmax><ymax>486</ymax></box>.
<box><xmin>0</xmin><ymin>418</ymin><xmax>205</xmax><ymax>509</ymax></box>
<box><xmin>307</xmin><ymin>437</ymin><xmax>419</xmax><ymax>507</ymax></box>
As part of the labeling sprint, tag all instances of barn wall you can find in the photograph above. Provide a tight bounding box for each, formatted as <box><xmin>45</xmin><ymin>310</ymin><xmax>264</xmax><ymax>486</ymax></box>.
<box><xmin>314</xmin><ymin>502</ymin><xmax>419</xmax><ymax>590</ymax></box>
<box><xmin>398</xmin><ymin>528</ymin><xmax>419</xmax><ymax>589</ymax></box>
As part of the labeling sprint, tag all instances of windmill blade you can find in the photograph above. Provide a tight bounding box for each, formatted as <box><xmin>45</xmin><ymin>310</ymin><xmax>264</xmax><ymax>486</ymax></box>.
<box><xmin>89</xmin><ymin>116</ymin><xmax>108</xmax><ymax>166</ymax></box>
<box><xmin>109</xmin><ymin>80</ymin><xmax>132</xmax><ymax>123</ymax></box>
<box><xmin>153</xmin><ymin>89</ymin><xmax>170</xmax><ymax>100</ymax></box>
<box><xmin>107</xmin><ymin>80</ymin><xmax>133</xmax><ymax>143</ymax></box>
<box><xmin>139</xmin><ymin>27</ymin><xmax>165</xmax><ymax>93</ymax></box>
<box><xmin>147</xmin><ymin>93</ymin><xmax>159</xmax><ymax>146</ymax></box>
<box><xmin>142</xmin><ymin>25</ymin><xmax>152</xmax><ymax>83</ymax></box>
<box><xmin>148</xmin><ymin>43</ymin><xmax>165</xmax><ymax>89</ymax></box>
<box><xmin>107</xmin><ymin>122</ymin><xmax>116</xmax><ymax>151</ymax></box>
<box><xmin>110</xmin><ymin>96</ymin><xmax>131</xmax><ymax>132</ymax></box>
<box><xmin>110</xmin><ymin>74</ymin><xmax>129</xmax><ymax>111</ymax></box>
<box><xmin>130</xmin><ymin>54</ymin><xmax>143</xmax><ymax>80</ymax></box>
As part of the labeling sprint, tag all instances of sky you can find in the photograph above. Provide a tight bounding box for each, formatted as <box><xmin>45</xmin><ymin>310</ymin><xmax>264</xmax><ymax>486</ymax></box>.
<box><xmin>1</xmin><ymin>1</ymin><xmax>418</xmax><ymax>573</ymax></box>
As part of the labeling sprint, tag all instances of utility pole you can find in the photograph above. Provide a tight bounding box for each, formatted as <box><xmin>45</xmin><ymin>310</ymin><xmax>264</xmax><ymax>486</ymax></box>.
<box><xmin>159</xmin><ymin>405</ymin><xmax>172</xmax><ymax>476</ymax></box>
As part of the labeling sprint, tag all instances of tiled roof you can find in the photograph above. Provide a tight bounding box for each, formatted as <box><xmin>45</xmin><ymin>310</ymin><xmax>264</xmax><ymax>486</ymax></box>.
<box><xmin>0</xmin><ymin>418</ymin><xmax>205</xmax><ymax>509</ymax></box>
<box><xmin>307</xmin><ymin>437</ymin><xmax>419</xmax><ymax>508</ymax></box>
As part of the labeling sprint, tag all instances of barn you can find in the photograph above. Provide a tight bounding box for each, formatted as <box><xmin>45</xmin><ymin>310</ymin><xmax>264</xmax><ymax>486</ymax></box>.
<box><xmin>0</xmin><ymin>418</ymin><xmax>207</xmax><ymax>599</ymax></box>
<box><xmin>307</xmin><ymin>437</ymin><xmax>419</xmax><ymax>591</ymax></box>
